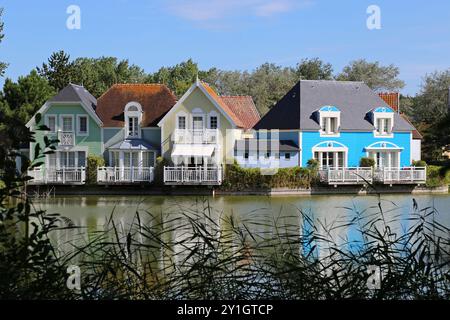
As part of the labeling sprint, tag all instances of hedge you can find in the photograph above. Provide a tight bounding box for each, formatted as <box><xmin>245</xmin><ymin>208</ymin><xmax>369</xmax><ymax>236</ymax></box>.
<box><xmin>426</xmin><ymin>165</ymin><xmax>450</xmax><ymax>188</ymax></box>
<box><xmin>221</xmin><ymin>162</ymin><xmax>312</xmax><ymax>190</ymax></box>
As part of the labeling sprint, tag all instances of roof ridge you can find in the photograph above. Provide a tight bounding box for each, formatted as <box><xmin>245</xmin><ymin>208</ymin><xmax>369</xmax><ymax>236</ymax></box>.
<box><xmin>300</xmin><ymin>79</ymin><xmax>365</xmax><ymax>84</ymax></box>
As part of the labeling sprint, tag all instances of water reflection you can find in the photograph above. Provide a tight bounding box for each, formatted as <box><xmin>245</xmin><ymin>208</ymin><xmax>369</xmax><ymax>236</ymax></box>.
<box><xmin>35</xmin><ymin>194</ymin><xmax>450</xmax><ymax>263</ymax></box>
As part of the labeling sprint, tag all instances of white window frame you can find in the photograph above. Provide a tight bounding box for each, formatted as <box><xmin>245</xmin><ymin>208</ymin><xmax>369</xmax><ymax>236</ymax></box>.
<box><xmin>59</xmin><ymin>114</ymin><xmax>74</xmax><ymax>133</ymax></box>
<box><xmin>208</xmin><ymin>111</ymin><xmax>220</xmax><ymax>129</ymax></box>
<box><xmin>176</xmin><ymin>111</ymin><xmax>188</xmax><ymax>130</ymax></box>
<box><xmin>373</xmin><ymin>110</ymin><xmax>394</xmax><ymax>138</ymax></box>
<box><xmin>44</xmin><ymin>114</ymin><xmax>57</xmax><ymax>134</ymax></box>
<box><xmin>124</xmin><ymin>102</ymin><xmax>143</xmax><ymax>138</ymax></box>
<box><xmin>319</xmin><ymin>110</ymin><xmax>341</xmax><ymax>137</ymax></box>
<box><xmin>77</xmin><ymin>115</ymin><xmax>89</xmax><ymax>136</ymax></box>
<box><xmin>312</xmin><ymin>142</ymin><xmax>348</xmax><ymax>169</ymax></box>
<box><xmin>191</xmin><ymin>108</ymin><xmax>205</xmax><ymax>130</ymax></box>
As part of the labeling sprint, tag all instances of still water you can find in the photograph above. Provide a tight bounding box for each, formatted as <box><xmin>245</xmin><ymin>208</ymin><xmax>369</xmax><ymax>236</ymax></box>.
<box><xmin>34</xmin><ymin>193</ymin><xmax>450</xmax><ymax>251</ymax></box>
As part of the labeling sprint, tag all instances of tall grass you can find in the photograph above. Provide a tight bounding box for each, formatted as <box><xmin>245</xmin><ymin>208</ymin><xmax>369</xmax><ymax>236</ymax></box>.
<box><xmin>40</xmin><ymin>196</ymin><xmax>449</xmax><ymax>300</ymax></box>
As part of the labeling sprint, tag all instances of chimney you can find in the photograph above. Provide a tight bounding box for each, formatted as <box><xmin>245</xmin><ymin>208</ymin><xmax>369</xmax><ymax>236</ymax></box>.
<box><xmin>378</xmin><ymin>92</ymin><xmax>400</xmax><ymax>113</ymax></box>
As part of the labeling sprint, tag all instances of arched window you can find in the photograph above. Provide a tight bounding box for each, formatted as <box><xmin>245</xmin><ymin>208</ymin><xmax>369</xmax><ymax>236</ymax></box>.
<box><xmin>124</xmin><ymin>102</ymin><xmax>143</xmax><ymax>138</ymax></box>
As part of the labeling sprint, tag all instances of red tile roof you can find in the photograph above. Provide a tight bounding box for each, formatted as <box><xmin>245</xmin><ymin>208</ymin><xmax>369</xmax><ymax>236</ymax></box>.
<box><xmin>378</xmin><ymin>92</ymin><xmax>399</xmax><ymax>112</ymax></box>
<box><xmin>200</xmin><ymin>82</ymin><xmax>260</xmax><ymax>129</ymax></box>
<box><xmin>96</xmin><ymin>84</ymin><xmax>177</xmax><ymax>127</ymax></box>
<box><xmin>378</xmin><ymin>92</ymin><xmax>423</xmax><ymax>140</ymax></box>
<box><xmin>221</xmin><ymin>96</ymin><xmax>260</xmax><ymax>130</ymax></box>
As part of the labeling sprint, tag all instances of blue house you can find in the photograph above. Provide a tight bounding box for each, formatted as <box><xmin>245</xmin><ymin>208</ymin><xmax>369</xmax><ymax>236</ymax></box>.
<box><xmin>239</xmin><ymin>80</ymin><xmax>424</xmax><ymax>184</ymax></box>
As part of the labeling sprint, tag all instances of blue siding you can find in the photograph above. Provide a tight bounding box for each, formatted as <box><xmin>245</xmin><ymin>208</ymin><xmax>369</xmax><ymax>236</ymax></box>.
<box><xmin>301</xmin><ymin>131</ymin><xmax>412</xmax><ymax>167</ymax></box>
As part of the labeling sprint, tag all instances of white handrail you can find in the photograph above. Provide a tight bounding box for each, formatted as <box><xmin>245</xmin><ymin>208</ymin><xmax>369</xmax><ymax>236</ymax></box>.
<box><xmin>97</xmin><ymin>167</ymin><xmax>154</xmax><ymax>183</ymax></box>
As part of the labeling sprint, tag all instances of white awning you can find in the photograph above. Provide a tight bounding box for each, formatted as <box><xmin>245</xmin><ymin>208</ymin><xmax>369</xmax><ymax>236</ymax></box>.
<box><xmin>172</xmin><ymin>144</ymin><xmax>215</xmax><ymax>157</ymax></box>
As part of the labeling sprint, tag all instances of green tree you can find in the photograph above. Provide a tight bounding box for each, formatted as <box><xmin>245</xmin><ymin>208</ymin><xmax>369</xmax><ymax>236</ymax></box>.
<box><xmin>2</xmin><ymin>70</ymin><xmax>56</xmax><ymax>123</ymax></box>
<box><xmin>72</xmin><ymin>57</ymin><xmax>147</xmax><ymax>97</ymax></box>
<box><xmin>0</xmin><ymin>8</ymin><xmax>8</xmax><ymax>76</ymax></box>
<box><xmin>296</xmin><ymin>57</ymin><xmax>333</xmax><ymax>80</ymax></box>
<box><xmin>412</xmin><ymin>70</ymin><xmax>450</xmax><ymax>124</ymax></box>
<box><xmin>148</xmin><ymin>58</ymin><xmax>199</xmax><ymax>97</ymax></box>
<box><xmin>337</xmin><ymin>59</ymin><xmax>405</xmax><ymax>91</ymax></box>
<box><xmin>37</xmin><ymin>50</ymin><xmax>75</xmax><ymax>91</ymax></box>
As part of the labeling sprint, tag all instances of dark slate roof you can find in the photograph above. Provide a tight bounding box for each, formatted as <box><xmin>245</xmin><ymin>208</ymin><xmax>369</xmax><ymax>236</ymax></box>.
<box><xmin>49</xmin><ymin>84</ymin><xmax>97</xmax><ymax>110</ymax></box>
<box><xmin>234</xmin><ymin>139</ymin><xmax>299</xmax><ymax>152</ymax></box>
<box><xmin>254</xmin><ymin>80</ymin><xmax>415</xmax><ymax>132</ymax></box>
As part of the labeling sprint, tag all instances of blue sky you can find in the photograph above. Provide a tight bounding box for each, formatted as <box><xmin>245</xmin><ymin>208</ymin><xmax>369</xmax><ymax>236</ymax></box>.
<box><xmin>0</xmin><ymin>0</ymin><xmax>449</xmax><ymax>95</ymax></box>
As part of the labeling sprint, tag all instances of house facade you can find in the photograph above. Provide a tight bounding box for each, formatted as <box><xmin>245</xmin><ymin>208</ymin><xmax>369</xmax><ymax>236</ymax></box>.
<box><xmin>94</xmin><ymin>84</ymin><xmax>176</xmax><ymax>184</ymax></box>
<box><xmin>251</xmin><ymin>80</ymin><xmax>425</xmax><ymax>184</ymax></box>
<box><xmin>158</xmin><ymin>79</ymin><xmax>260</xmax><ymax>184</ymax></box>
<box><xmin>26</xmin><ymin>84</ymin><xmax>103</xmax><ymax>184</ymax></box>
<box><xmin>25</xmin><ymin>79</ymin><xmax>423</xmax><ymax>187</ymax></box>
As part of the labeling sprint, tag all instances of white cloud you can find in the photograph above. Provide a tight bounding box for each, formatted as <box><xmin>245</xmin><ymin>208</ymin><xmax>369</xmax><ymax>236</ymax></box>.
<box><xmin>165</xmin><ymin>0</ymin><xmax>309</xmax><ymax>21</ymax></box>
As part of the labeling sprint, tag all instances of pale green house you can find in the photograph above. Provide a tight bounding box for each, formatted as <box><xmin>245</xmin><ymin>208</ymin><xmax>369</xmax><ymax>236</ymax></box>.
<box><xmin>26</xmin><ymin>84</ymin><xmax>103</xmax><ymax>184</ymax></box>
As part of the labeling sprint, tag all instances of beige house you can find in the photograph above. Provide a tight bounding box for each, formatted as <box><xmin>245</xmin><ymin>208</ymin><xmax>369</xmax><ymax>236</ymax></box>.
<box><xmin>158</xmin><ymin>79</ymin><xmax>260</xmax><ymax>185</ymax></box>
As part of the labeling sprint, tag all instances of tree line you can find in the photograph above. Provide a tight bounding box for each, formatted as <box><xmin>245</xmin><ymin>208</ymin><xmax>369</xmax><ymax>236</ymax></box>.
<box><xmin>0</xmin><ymin>8</ymin><xmax>449</xmax><ymax>162</ymax></box>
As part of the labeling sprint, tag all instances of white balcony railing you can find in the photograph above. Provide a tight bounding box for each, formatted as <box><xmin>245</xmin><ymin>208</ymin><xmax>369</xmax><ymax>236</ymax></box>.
<box><xmin>173</xmin><ymin>129</ymin><xmax>218</xmax><ymax>144</ymax></box>
<box><xmin>319</xmin><ymin>167</ymin><xmax>373</xmax><ymax>184</ymax></box>
<box><xmin>164</xmin><ymin>166</ymin><xmax>222</xmax><ymax>185</ymax></box>
<box><xmin>376</xmin><ymin>167</ymin><xmax>427</xmax><ymax>184</ymax></box>
<box><xmin>319</xmin><ymin>166</ymin><xmax>427</xmax><ymax>185</ymax></box>
<box><xmin>27</xmin><ymin>167</ymin><xmax>85</xmax><ymax>184</ymax></box>
<box><xmin>58</xmin><ymin>131</ymin><xmax>75</xmax><ymax>146</ymax></box>
<box><xmin>97</xmin><ymin>167</ymin><xmax>154</xmax><ymax>184</ymax></box>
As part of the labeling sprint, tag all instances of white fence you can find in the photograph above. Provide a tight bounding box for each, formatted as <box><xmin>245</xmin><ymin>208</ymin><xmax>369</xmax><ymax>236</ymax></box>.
<box><xmin>97</xmin><ymin>167</ymin><xmax>154</xmax><ymax>184</ymax></box>
<box><xmin>319</xmin><ymin>166</ymin><xmax>427</xmax><ymax>185</ymax></box>
<box><xmin>27</xmin><ymin>167</ymin><xmax>86</xmax><ymax>184</ymax></box>
<box><xmin>164</xmin><ymin>166</ymin><xmax>223</xmax><ymax>185</ymax></box>
<box><xmin>377</xmin><ymin>167</ymin><xmax>427</xmax><ymax>184</ymax></box>
<box><xmin>319</xmin><ymin>167</ymin><xmax>373</xmax><ymax>184</ymax></box>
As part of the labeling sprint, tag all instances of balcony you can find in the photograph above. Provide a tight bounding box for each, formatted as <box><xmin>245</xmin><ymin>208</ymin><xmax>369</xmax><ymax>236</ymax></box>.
<box><xmin>173</xmin><ymin>129</ymin><xmax>218</xmax><ymax>144</ymax></box>
<box><xmin>164</xmin><ymin>166</ymin><xmax>222</xmax><ymax>185</ymax></box>
<box><xmin>27</xmin><ymin>167</ymin><xmax>85</xmax><ymax>185</ymax></box>
<box><xmin>319</xmin><ymin>167</ymin><xmax>373</xmax><ymax>185</ymax></box>
<box><xmin>58</xmin><ymin>131</ymin><xmax>75</xmax><ymax>146</ymax></box>
<box><xmin>97</xmin><ymin>167</ymin><xmax>154</xmax><ymax>184</ymax></box>
<box><xmin>376</xmin><ymin>167</ymin><xmax>427</xmax><ymax>184</ymax></box>
<box><xmin>319</xmin><ymin>167</ymin><xmax>427</xmax><ymax>185</ymax></box>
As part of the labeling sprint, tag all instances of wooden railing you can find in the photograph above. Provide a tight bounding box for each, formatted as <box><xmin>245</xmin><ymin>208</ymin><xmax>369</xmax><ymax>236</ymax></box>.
<box><xmin>173</xmin><ymin>129</ymin><xmax>218</xmax><ymax>144</ymax></box>
<box><xmin>319</xmin><ymin>167</ymin><xmax>373</xmax><ymax>184</ymax></box>
<box><xmin>164</xmin><ymin>166</ymin><xmax>222</xmax><ymax>185</ymax></box>
<box><xmin>319</xmin><ymin>166</ymin><xmax>427</xmax><ymax>185</ymax></box>
<box><xmin>97</xmin><ymin>167</ymin><xmax>154</xmax><ymax>183</ymax></box>
<box><xmin>27</xmin><ymin>167</ymin><xmax>86</xmax><ymax>184</ymax></box>
<box><xmin>57</xmin><ymin>131</ymin><xmax>75</xmax><ymax>146</ymax></box>
<box><xmin>376</xmin><ymin>167</ymin><xmax>427</xmax><ymax>184</ymax></box>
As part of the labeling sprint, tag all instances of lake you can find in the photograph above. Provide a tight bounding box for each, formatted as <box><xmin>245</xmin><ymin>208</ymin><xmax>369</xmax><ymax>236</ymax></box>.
<box><xmin>34</xmin><ymin>193</ymin><xmax>450</xmax><ymax>257</ymax></box>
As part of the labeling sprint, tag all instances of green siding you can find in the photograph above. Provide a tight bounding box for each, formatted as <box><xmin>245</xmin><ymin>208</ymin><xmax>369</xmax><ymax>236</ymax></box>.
<box><xmin>31</xmin><ymin>103</ymin><xmax>102</xmax><ymax>167</ymax></box>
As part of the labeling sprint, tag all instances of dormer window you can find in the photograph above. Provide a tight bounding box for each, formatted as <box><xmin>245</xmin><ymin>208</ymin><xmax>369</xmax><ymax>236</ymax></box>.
<box><xmin>319</xmin><ymin>106</ymin><xmax>341</xmax><ymax>136</ymax></box>
<box><xmin>372</xmin><ymin>107</ymin><xmax>394</xmax><ymax>137</ymax></box>
<box><xmin>124</xmin><ymin>102</ymin><xmax>143</xmax><ymax>138</ymax></box>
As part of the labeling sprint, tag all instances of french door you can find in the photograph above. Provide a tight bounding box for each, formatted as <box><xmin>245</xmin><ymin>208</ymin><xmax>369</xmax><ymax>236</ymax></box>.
<box><xmin>369</xmin><ymin>151</ymin><xmax>398</xmax><ymax>168</ymax></box>
<box><xmin>314</xmin><ymin>151</ymin><xmax>345</xmax><ymax>169</ymax></box>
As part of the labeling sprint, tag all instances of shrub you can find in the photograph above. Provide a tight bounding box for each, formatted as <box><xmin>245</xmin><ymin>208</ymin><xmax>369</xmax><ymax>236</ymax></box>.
<box><xmin>222</xmin><ymin>162</ymin><xmax>311</xmax><ymax>190</ymax></box>
<box><xmin>306</xmin><ymin>158</ymin><xmax>319</xmax><ymax>171</ymax></box>
<box><xmin>359</xmin><ymin>157</ymin><xmax>375</xmax><ymax>167</ymax></box>
<box><xmin>412</xmin><ymin>160</ymin><xmax>427</xmax><ymax>167</ymax></box>
<box><xmin>86</xmin><ymin>155</ymin><xmax>105</xmax><ymax>185</ymax></box>
<box><xmin>426</xmin><ymin>165</ymin><xmax>450</xmax><ymax>187</ymax></box>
